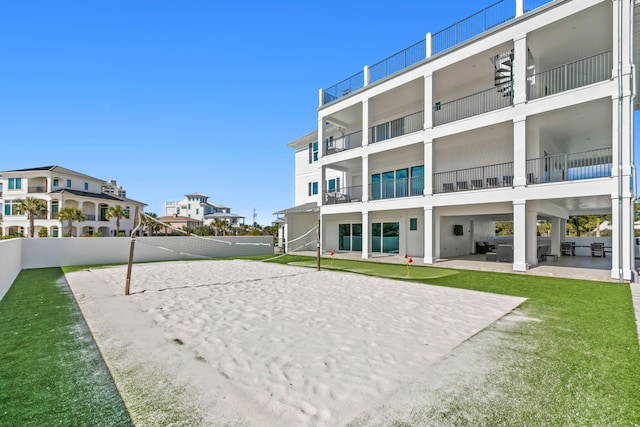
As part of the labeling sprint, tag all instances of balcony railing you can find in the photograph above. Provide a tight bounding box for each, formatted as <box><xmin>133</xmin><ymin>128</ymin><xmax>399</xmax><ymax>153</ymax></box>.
<box><xmin>369</xmin><ymin>40</ymin><xmax>427</xmax><ymax>84</ymax></box>
<box><xmin>323</xmin><ymin>71</ymin><xmax>365</xmax><ymax>104</ymax></box>
<box><xmin>323</xmin><ymin>185</ymin><xmax>363</xmax><ymax>205</ymax></box>
<box><xmin>370</xmin><ymin>176</ymin><xmax>424</xmax><ymax>200</ymax></box>
<box><xmin>28</xmin><ymin>186</ymin><xmax>47</xmax><ymax>193</ymax></box>
<box><xmin>432</xmin><ymin>0</ymin><xmax>514</xmax><ymax>55</ymax></box>
<box><xmin>434</xmin><ymin>83</ymin><xmax>512</xmax><ymax>126</ymax></box>
<box><xmin>527</xmin><ymin>51</ymin><xmax>613</xmax><ymax>100</ymax></box>
<box><xmin>369</xmin><ymin>111</ymin><xmax>424</xmax><ymax>144</ymax></box>
<box><xmin>433</xmin><ymin>162</ymin><xmax>514</xmax><ymax>194</ymax></box>
<box><xmin>84</xmin><ymin>214</ymin><xmax>96</xmax><ymax>221</ymax></box>
<box><xmin>324</xmin><ymin>131</ymin><xmax>363</xmax><ymax>156</ymax></box>
<box><xmin>526</xmin><ymin>147</ymin><xmax>612</xmax><ymax>184</ymax></box>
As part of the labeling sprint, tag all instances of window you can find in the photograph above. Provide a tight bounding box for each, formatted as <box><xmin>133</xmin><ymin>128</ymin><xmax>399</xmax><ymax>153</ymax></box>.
<box><xmin>309</xmin><ymin>141</ymin><xmax>319</xmax><ymax>163</ymax></box>
<box><xmin>196</xmin><ymin>208</ymin><xmax>199</xmax><ymax>215</ymax></box>
<box><xmin>411</xmin><ymin>166</ymin><xmax>424</xmax><ymax>196</ymax></box>
<box><xmin>395</xmin><ymin>168</ymin><xmax>408</xmax><ymax>197</ymax></box>
<box><xmin>8</xmin><ymin>178</ymin><xmax>14</xmax><ymax>190</ymax></box>
<box><xmin>327</xmin><ymin>178</ymin><xmax>340</xmax><ymax>193</ymax></box>
<box><xmin>308</xmin><ymin>181</ymin><xmax>318</xmax><ymax>196</ymax></box>
<box><xmin>66</xmin><ymin>179</ymin><xmax>71</xmax><ymax>188</ymax></box>
<box><xmin>4</xmin><ymin>200</ymin><xmax>20</xmax><ymax>216</ymax></box>
<box><xmin>51</xmin><ymin>201</ymin><xmax>59</xmax><ymax>217</ymax></box>
<box><xmin>84</xmin><ymin>182</ymin><xmax>89</xmax><ymax>190</ymax></box>
<box><xmin>125</xmin><ymin>207</ymin><xmax>130</xmax><ymax>217</ymax></box>
<box><xmin>53</xmin><ymin>178</ymin><xmax>59</xmax><ymax>187</ymax></box>
<box><xmin>188</xmin><ymin>204</ymin><xmax>191</xmax><ymax>210</ymax></box>
<box><xmin>15</xmin><ymin>178</ymin><xmax>21</xmax><ymax>189</ymax></box>
<box><xmin>176</xmin><ymin>208</ymin><xmax>180</xmax><ymax>215</ymax></box>
<box><xmin>410</xmin><ymin>218</ymin><xmax>418</xmax><ymax>231</ymax></box>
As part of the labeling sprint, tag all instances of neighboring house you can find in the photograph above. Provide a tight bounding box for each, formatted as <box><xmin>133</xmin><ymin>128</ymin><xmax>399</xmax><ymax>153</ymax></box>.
<box><xmin>276</xmin><ymin>0</ymin><xmax>638</xmax><ymax>281</ymax></box>
<box><xmin>0</xmin><ymin>166</ymin><xmax>146</xmax><ymax>237</ymax></box>
<box><xmin>156</xmin><ymin>214</ymin><xmax>204</xmax><ymax>234</ymax></box>
<box><xmin>165</xmin><ymin>192</ymin><xmax>245</xmax><ymax>227</ymax></box>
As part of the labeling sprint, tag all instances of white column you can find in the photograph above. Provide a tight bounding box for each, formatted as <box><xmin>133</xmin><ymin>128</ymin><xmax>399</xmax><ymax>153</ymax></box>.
<box><xmin>423</xmin><ymin>207</ymin><xmax>435</xmax><ymax>264</ymax></box>
<box><xmin>362</xmin><ymin>154</ymin><xmax>369</xmax><ymax>202</ymax></box>
<box><xmin>364</xmin><ymin>66</ymin><xmax>370</xmax><ymax>87</ymax></box>
<box><xmin>551</xmin><ymin>217</ymin><xmax>562</xmax><ymax>256</ymax></box>
<box><xmin>284</xmin><ymin>223</ymin><xmax>289</xmax><ymax>252</ymax></box>
<box><xmin>516</xmin><ymin>0</ymin><xmax>524</xmax><ymax>17</ymax></box>
<box><xmin>362</xmin><ymin>211</ymin><xmax>369</xmax><ymax>259</ymax></box>
<box><xmin>426</xmin><ymin>33</ymin><xmax>432</xmax><ymax>58</ymax></box>
<box><xmin>513</xmin><ymin>116</ymin><xmax>527</xmax><ymax>187</ymax></box>
<box><xmin>362</xmin><ymin>100</ymin><xmax>370</xmax><ymax>147</ymax></box>
<box><xmin>513</xmin><ymin>34</ymin><xmax>527</xmax><ymax>105</ymax></box>
<box><xmin>526</xmin><ymin>201</ymin><xmax>538</xmax><ymax>266</ymax></box>
<box><xmin>424</xmin><ymin>140</ymin><xmax>433</xmax><ymax>196</ymax></box>
<box><xmin>318</xmin><ymin>89</ymin><xmax>324</xmax><ymax>108</ymax></box>
<box><xmin>611</xmin><ymin>194</ymin><xmax>621</xmax><ymax>280</ymax></box>
<box><xmin>513</xmin><ymin>200</ymin><xmax>528</xmax><ymax>271</ymax></box>
<box><xmin>424</xmin><ymin>74</ymin><xmax>433</xmax><ymax>129</ymax></box>
<box><xmin>317</xmin><ymin>117</ymin><xmax>324</xmax><ymax>160</ymax></box>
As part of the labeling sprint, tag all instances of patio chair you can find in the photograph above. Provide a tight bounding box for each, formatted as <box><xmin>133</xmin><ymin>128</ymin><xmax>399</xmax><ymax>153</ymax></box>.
<box><xmin>590</xmin><ymin>242</ymin><xmax>605</xmax><ymax>258</ymax></box>
<box><xmin>560</xmin><ymin>242</ymin><xmax>574</xmax><ymax>256</ymax></box>
<box><xmin>496</xmin><ymin>244</ymin><xmax>513</xmax><ymax>263</ymax></box>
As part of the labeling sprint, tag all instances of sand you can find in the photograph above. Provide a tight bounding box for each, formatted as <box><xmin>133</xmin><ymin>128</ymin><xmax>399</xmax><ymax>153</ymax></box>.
<box><xmin>65</xmin><ymin>260</ymin><xmax>526</xmax><ymax>426</ymax></box>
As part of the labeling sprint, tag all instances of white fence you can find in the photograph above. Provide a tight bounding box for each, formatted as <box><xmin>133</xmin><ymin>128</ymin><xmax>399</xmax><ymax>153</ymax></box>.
<box><xmin>0</xmin><ymin>236</ymin><xmax>274</xmax><ymax>301</ymax></box>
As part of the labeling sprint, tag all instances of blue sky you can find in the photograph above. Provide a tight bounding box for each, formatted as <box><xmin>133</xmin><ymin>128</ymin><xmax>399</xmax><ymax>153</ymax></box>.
<box><xmin>1</xmin><ymin>1</ymin><xmax>637</xmax><ymax>224</ymax></box>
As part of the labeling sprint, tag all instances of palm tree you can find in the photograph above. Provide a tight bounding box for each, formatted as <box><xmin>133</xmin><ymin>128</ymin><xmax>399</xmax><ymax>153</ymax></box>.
<box><xmin>15</xmin><ymin>197</ymin><xmax>47</xmax><ymax>238</ymax></box>
<box><xmin>56</xmin><ymin>207</ymin><xmax>86</xmax><ymax>237</ymax></box>
<box><xmin>106</xmin><ymin>205</ymin><xmax>129</xmax><ymax>236</ymax></box>
<box><xmin>212</xmin><ymin>219</ymin><xmax>228</xmax><ymax>236</ymax></box>
<box><xmin>140</xmin><ymin>212</ymin><xmax>162</xmax><ymax>236</ymax></box>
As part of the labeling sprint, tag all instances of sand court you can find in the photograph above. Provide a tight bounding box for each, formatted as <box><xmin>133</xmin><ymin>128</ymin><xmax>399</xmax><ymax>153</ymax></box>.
<box><xmin>65</xmin><ymin>260</ymin><xmax>526</xmax><ymax>426</ymax></box>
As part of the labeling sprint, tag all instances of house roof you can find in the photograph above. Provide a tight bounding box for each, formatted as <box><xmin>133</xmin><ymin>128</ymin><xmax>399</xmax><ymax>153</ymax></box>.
<box><xmin>185</xmin><ymin>192</ymin><xmax>209</xmax><ymax>198</ymax></box>
<box><xmin>2</xmin><ymin>165</ymin><xmax>107</xmax><ymax>183</ymax></box>
<box><xmin>286</xmin><ymin>130</ymin><xmax>317</xmax><ymax>149</ymax></box>
<box><xmin>204</xmin><ymin>212</ymin><xmax>245</xmax><ymax>220</ymax></box>
<box><xmin>49</xmin><ymin>189</ymin><xmax>147</xmax><ymax>206</ymax></box>
<box><xmin>273</xmin><ymin>202</ymin><xmax>319</xmax><ymax>215</ymax></box>
<box><xmin>158</xmin><ymin>215</ymin><xmax>203</xmax><ymax>224</ymax></box>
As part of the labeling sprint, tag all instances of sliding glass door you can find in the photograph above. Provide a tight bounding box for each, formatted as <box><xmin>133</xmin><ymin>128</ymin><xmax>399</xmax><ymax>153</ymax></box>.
<box><xmin>371</xmin><ymin>222</ymin><xmax>400</xmax><ymax>253</ymax></box>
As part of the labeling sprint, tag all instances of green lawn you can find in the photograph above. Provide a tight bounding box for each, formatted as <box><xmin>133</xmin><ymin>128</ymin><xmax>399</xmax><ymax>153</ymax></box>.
<box><xmin>0</xmin><ymin>268</ymin><xmax>132</xmax><ymax>426</ymax></box>
<box><xmin>2</xmin><ymin>258</ymin><xmax>639</xmax><ymax>425</ymax></box>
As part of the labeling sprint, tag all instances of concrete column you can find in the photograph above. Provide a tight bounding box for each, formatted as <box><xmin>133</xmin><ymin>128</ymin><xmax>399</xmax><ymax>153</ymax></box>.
<box><xmin>321</xmin><ymin>166</ymin><xmax>327</xmax><ymax>205</ymax></box>
<box><xmin>362</xmin><ymin>100</ymin><xmax>370</xmax><ymax>147</ymax></box>
<box><xmin>551</xmin><ymin>216</ymin><xmax>562</xmax><ymax>255</ymax></box>
<box><xmin>362</xmin><ymin>211</ymin><xmax>369</xmax><ymax>259</ymax></box>
<box><xmin>317</xmin><ymin>117</ymin><xmax>325</xmax><ymax>160</ymax></box>
<box><xmin>423</xmin><ymin>207</ymin><xmax>435</xmax><ymax>264</ymax></box>
<box><xmin>513</xmin><ymin>34</ymin><xmax>527</xmax><ymax>105</ymax></box>
<box><xmin>362</xmin><ymin>154</ymin><xmax>369</xmax><ymax>202</ymax></box>
<box><xmin>424</xmin><ymin>74</ymin><xmax>433</xmax><ymax>129</ymax></box>
<box><xmin>513</xmin><ymin>200</ymin><xmax>528</xmax><ymax>271</ymax></box>
<box><xmin>513</xmin><ymin>116</ymin><xmax>527</xmax><ymax>187</ymax></box>
<box><xmin>318</xmin><ymin>89</ymin><xmax>324</xmax><ymax>108</ymax></box>
<box><xmin>424</xmin><ymin>140</ymin><xmax>433</xmax><ymax>196</ymax></box>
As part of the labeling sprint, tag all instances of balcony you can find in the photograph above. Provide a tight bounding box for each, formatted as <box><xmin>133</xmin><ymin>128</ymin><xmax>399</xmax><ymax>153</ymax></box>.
<box><xmin>526</xmin><ymin>147</ymin><xmax>612</xmax><ymax>183</ymax></box>
<box><xmin>85</xmin><ymin>214</ymin><xmax>96</xmax><ymax>221</ymax></box>
<box><xmin>434</xmin><ymin>162</ymin><xmax>514</xmax><ymax>194</ymax></box>
<box><xmin>371</xmin><ymin>176</ymin><xmax>424</xmax><ymax>200</ymax></box>
<box><xmin>434</xmin><ymin>83</ymin><xmax>513</xmax><ymax>126</ymax></box>
<box><xmin>527</xmin><ymin>51</ymin><xmax>613</xmax><ymax>100</ymax></box>
<box><xmin>323</xmin><ymin>185</ymin><xmax>363</xmax><ymax>205</ymax></box>
<box><xmin>323</xmin><ymin>131</ymin><xmax>363</xmax><ymax>156</ymax></box>
<box><xmin>28</xmin><ymin>186</ymin><xmax>47</xmax><ymax>193</ymax></box>
<box><xmin>369</xmin><ymin>111</ymin><xmax>424</xmax><ymax>144</ymax></box>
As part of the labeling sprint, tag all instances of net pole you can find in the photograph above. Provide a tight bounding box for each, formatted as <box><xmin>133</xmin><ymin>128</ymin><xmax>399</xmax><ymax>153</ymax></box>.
<box><xmin>316</xmin><ymin>219</ymin><xmax>320</xmax><ymax>271</ymax></box>
<box><xmin>125</xmin><ymin>207</ymin><xmax>140</xmax><ymax>296</ymax></box>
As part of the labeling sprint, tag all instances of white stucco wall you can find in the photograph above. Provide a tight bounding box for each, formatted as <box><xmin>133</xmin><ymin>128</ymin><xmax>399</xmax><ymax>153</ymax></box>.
<box><xmin>0</xmin><ymin>239</ymin><xmax>23</xmax><ymax>302</ymax></box>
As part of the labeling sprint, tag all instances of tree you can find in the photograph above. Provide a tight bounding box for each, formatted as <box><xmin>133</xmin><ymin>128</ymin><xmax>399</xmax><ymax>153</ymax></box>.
<box><xmin>212</xmin><ymin>219</ymin><xmax>229</xmax><ymax>236</ymax></box>
<box><xmin>106</xmin><ymin>205</ymin><xmax>129</xmax><ymax>236</ymax></box>
<box><xmin>15</xmin><ymin>197</ymin><xmax>47</xmax><ymax>238</ymax></box>
<box><xmin>140</xmin><ymin>212</ymin><xmax>162</xmax><ymax>236</ymax></box>
<box><xmin>56</xmin><ymin>207</ymin><xmax>86</xmax><ymax>237</ymax></box>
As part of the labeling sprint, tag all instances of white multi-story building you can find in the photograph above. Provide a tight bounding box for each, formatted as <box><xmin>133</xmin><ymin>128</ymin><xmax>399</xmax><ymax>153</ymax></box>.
<box><xmin>0</xmin><ymin>166</ymin><xmax>146</xmax><ymax>237</ymax></box>
<box><xmin>277</xmin><ymin>0</ymin><xmax>638</xmax><ymax>281</ymax></box>
<box><xmin>165</xmin><ymin>192</ymin><xmax>244</xmax><ymax>227</ymax></box>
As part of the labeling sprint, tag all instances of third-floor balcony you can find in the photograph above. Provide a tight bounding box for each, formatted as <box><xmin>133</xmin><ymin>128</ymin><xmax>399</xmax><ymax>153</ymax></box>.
<box><xmin>434</xmin><ymin>83</ymin><xmax>513</xmax><ymax>126</ymax></box>
<box><xmin>324</xmin><ymin>131</ymin><xmax>363</xmax><ymax>156</ymax></box>
<box><xmin>527</xmin><ymin>51</ymin><xmax>613</xmax><ymax>100</ymax></box>
<box><xmin>369</xmin><ymin>111</ymin><xmax>424</xmax><ymax>144</ymax></box>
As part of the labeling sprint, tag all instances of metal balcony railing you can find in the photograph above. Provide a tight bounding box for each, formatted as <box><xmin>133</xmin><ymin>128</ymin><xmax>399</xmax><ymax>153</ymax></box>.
<box><xmin>369</xmin><ymin>111</ymin><xmax>424</xmax><ymax>144</ymax></box>
<box><xmin>432</xmin><ymin>0</ymin><xmax>514</xmax><ymax>55</ymax></box>
<box><xmin>433</xmin><ymin>162</ymin><xmax>514</xmax><ymax>194</ymax></box>
<box><xmin>527</xmin><ymin>51</ymin><xmax>613</xmax><ymax>100</ymax></box>
<box><xmin>524</xmin><ymin>0</ymin><xmax>553</xmax><ymax>13</ymax></box>
<box><xmin>85</xmin><ymin>214</ymin><xmax>96</xmax><ymax>221</ymax></box>
<box><xmin>526</xmin><ymin>147</ymin><xmax>612</xmax><ymax>184</ymax></box>
<box><xmin>323</xmin><ymin>71</ymin><xmax>365</xmax><ymax>104</ymax></box>
<box><xmin>369</xmin><ymin>40</ymin><xmax>427</xmax><ymax>84</ymax></box>
<box><xmin>323</xmin><ymin>185</ymin><xmax>363</xmax><ymax>205</ymax></box>
<box><xmin>370</xmin><ymin>176</ymin><xmax>424</xmax><ymax>200</ymax></box>
<box><xmin>324</xmin><ymin>131</ymin><xmax>363</xmax><ymax>156</ymax></box>
<box><xmin>434</xmin><ymin>83</ymin><xmax>512</xmax><ymax>126</ymax></box>
<box><xmin>28</xmin><ymin>186</ymin><xmax>47</xmax><ymax>193</ymax></box>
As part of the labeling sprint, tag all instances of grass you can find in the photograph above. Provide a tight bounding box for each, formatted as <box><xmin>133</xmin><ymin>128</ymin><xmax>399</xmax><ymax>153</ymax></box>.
<box><xmin>2</xmin><ymin>257</ymin><xmax>639</xmax><ymax>425</ymax></box>
<box><xmin>257</xmin><ymin>254</ymin><xmax>640</xmax><ymax>425</ymax></box>
<box><xmin>0</xmin><ymin>268</ymin><xmax>132</xmax><ymax>426</ymax></box>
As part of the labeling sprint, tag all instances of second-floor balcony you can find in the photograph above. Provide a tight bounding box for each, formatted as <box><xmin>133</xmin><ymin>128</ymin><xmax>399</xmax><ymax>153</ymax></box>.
<box><xmin>527</xmin><ymin>51</ymin><xmax>613</xmax><ymax>100</ymax></box>
<box><xmin>434</xmin><ymin>82</ymin><xmax>513</xmax><ymax>126</ymax></box>
<box><xmin>369</xmin><ymin>111</ymin><xmax>424</xmax><ymax>144</ymax></box>
<box><xmin>324</xmin><ymin>185</ymin><xmax>363</xmax><ymax>205</ymax></box>
<box><xmin>434</xmin><ymin>162</ymin><xmax>514</xmax><ymax>194</ymax></box>
<box><xmin>28</xmin><ymin>186</ymin><xmax>47</xmax><ymax>193</ymax></box>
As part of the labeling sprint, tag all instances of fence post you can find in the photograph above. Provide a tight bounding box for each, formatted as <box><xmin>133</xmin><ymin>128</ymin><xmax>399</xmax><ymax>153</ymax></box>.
<box><xmin>516</xmin><ymin>0</ymin><xmax>524</xmax><ymax>17</ymax></box>
<box><xmin>426</xmin><ymin>32</ymin><xmax>432</xmax><ymax>58</ymax></box>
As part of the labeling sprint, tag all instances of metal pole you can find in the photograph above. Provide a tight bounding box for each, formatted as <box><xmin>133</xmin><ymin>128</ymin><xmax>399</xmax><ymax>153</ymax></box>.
<box><xmin>124</xmin><ymin>207</ymin><xmax>140</xmax><ymax>296</ymax></box>
<box><xmin>316</xmin><ymin>219</ymin><xmax>321</xmax><ymax>271</ymax></box>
